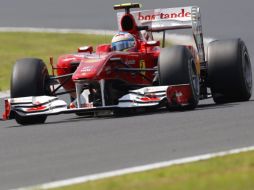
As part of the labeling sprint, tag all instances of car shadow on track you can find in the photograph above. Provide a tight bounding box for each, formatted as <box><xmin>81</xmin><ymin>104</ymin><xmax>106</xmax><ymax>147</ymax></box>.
<box><xmin>38</xmin><ymin>101</ymin><xmax>239</xmax><ymax>125</ymax></box>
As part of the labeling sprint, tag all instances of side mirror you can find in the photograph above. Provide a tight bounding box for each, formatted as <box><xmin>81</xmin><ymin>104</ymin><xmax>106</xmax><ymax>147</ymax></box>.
<box><xmin>78</xmin><ymin>46</ymin><xmax>93</xmax><ymax>53</ymax></box>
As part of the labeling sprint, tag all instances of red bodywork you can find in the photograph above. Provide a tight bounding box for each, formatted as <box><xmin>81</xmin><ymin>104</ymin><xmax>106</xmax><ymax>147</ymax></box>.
<box><xmin>57</xmin><ymin>47</ymin><xmax>160</xmax><ymax>91</ymax></box>
<box><xmin>56</xmin><ymin>12</ymin><xmax>161</xmax><ymax>93</ymax></box>
<box><xmin>54</xmin><ymin>8</ymin><xmax>197</xmax><ymax>106</ymax></box>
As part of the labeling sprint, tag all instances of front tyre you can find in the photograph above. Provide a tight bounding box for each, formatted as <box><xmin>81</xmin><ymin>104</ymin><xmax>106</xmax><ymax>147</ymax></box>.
<box><xmin>11</xmin><ymin>58</ymin><xmax>51</xmax><ymax>125</ymax></box>
<box><xmin>159</xmin><ymin>46</ymin><xmax>200</xmax><ymax>110</ymax></box>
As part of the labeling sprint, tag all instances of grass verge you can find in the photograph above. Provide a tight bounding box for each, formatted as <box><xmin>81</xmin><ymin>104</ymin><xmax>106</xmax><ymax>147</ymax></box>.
<box><xmin>51</xmin><ymin>150</ymin><xmax>254</xmax><ymax>190</ymax></box>
<box><xmin>0</xmin><ymin>32</ymin><xmax>112</xmax><ymax>91</ymax></box>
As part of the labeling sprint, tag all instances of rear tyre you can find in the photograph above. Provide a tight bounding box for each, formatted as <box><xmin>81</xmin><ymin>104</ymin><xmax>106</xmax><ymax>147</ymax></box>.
<box><xmin>158</xmin><ymin>46</ymin><xmax>200</xmax><ymax>110</ymax></box>
<box><xmin>207</xmin><ymin>39</ymin><xmax>252</xmax><ymax>103</ymax></box>
<box><xmin>11</xmin><ymin>58</ymin><xmax>51</xmax><ymax>125</ymax></box>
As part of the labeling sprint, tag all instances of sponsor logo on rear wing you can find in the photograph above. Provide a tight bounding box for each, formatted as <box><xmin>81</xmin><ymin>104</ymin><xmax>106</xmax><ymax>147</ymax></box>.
<box><xmin>117</xmin><ymin>6</ymin><xmax>195</xmax><ymax>31</ymax></box>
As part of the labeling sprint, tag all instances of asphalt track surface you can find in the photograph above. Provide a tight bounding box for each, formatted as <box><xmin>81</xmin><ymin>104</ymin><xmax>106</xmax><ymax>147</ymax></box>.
<box><xmin>0</xmin><ymin>0</ymin><xmax>254</xmax><ymax>189</ymax></box>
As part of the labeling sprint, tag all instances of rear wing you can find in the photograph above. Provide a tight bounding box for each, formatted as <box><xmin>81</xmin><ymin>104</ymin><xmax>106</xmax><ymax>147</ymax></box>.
<box><xmin>116</xmin><ymin>6</ymin><xmax>206</xmax><ymax>63</ymax></box>
<box><xmin>117</xmin><ymin>6</ymin><xmax>194</xmax><ymax>31</ymax></box>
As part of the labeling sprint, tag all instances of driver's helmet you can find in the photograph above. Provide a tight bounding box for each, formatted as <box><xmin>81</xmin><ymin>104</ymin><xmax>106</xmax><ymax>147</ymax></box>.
<box><xmin>111</xmin><ymin>32</ymin><xmax>136</xmax><ymax>51</ymax></box>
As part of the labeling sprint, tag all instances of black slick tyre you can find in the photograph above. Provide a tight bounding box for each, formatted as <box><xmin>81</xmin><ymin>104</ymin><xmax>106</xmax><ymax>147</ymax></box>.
<box><xmin>11</xmin><ymin>58</ymin><xmax>51</xmax><ymax>125</ymax></box>
<box><xmin>207</xmin><ymin>39</ymin><xmax>252</xmax><ymax>103</ymax></box>
<box><xmin>158</xmin><ymin>46</ymin><xmax>200</xmax><ymax>110</ymax></box>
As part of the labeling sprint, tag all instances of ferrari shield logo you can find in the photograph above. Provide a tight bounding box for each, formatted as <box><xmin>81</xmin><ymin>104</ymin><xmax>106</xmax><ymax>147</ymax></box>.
<box><xmin>139</xmin><ymin>60</ymin><xmax>146</xmax><ymax>75</ymax></box>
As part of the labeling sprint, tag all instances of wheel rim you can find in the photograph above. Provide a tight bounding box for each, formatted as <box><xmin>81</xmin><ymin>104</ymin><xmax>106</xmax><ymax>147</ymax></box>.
<box><xmin>243</xmin><ymin>51</ymin><xmax>252</xmax><ymax>92</ymax></box>
<box><xmin>189</xmin><ymin>60</ymin><xmax>200</xmax><ymax>96</ymax></box>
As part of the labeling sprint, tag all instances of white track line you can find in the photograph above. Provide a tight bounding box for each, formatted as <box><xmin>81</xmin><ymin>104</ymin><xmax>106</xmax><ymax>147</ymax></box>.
<box><xmin>0</xmin><ymin>27</ymin><xmax>214</xmax><ymax>45</ymax></box>
<box><xmin>14</xmin><ymin>145</ymin><xmax>254</xmax><ymax>190</ymax></box>
<box><xmin>0</xmin><ymin>27</ymin><xmax>116</xmax><ymax>35</ymax></box>
<box><xmin>0</xmin><ymin>91</ymin><xmax>9</xmax><ymax>98</ymax></box>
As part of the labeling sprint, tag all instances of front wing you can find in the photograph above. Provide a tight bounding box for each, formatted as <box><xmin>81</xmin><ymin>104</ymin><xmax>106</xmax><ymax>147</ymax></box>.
<box><xmin>3</xmin><ymin>84</ymin><xmax>193</xmax><ymax>120</ymax></box>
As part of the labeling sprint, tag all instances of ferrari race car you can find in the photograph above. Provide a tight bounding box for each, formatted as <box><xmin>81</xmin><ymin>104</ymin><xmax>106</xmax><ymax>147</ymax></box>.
<box><xmin>2</xmin><ymin>3</ymin><xmax>252</xmax><ymax>125</ymax></box>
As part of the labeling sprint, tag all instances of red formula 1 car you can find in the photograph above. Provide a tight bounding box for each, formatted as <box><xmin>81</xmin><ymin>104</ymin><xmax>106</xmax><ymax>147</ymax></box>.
<box><xmin>3</xmin><ymin>3</ymin><xmax>252</xmax><ymax>125</ymax></box>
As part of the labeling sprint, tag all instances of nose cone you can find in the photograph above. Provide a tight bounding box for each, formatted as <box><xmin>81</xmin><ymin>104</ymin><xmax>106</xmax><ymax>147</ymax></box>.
<box><xmin>72</xmin><ymin>57</ymin><xmax>106</xmax><ymax>80</ymax></box>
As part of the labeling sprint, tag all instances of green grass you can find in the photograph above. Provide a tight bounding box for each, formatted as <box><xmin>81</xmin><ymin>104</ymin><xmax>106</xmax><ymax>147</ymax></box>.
<box><xmin>51</xmin><ymin>151</ymin><xmax>254</xmax><ymax>190</ymax></box>
<box><xmin>0</xmin><ymin>32</ymin><xmax>112</xmax><ymax>91</ymax></box>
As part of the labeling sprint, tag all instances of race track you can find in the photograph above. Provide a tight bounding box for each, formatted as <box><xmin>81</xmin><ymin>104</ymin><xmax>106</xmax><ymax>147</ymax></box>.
<box><xmin>0</xmin><ymin>0</ymin><xmax>254</xmax><ymax>189</ymax></box>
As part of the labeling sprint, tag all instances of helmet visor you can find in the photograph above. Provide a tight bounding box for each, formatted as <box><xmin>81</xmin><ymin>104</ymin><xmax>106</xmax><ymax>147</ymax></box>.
<box><xmin>112</xmin><ymin>39</ymin><xmax>135</xmax><ymax>51</ymax></box>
